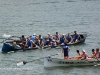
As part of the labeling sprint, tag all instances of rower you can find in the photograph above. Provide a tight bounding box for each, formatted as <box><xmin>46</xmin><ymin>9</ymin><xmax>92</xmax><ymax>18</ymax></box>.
<box><xmin>44</xmin><ymin>37</ymin><xmax>50</xmax><ymax>46</ymax></box>
<box><xmin>24</xmin><ymin>37</ymin><xmax>33</xmax><ymax>48</ymax></box>
<box><xmin>62</xmin><ymin>44</ymin><xmax>70</xmax><ymax>59</ymax></box>
<box><xmin>95</xmin><ymin>48</ymin><xmax>100</xmax><ymax>58</ymax></box>
<box><xmin>60</xmin><ymin>34</ymin><xmax>65</xmax><ymax>45</ymax></box>
<box><xmin>19</xmin><ymin>35</ymin><xmax>26</xmax><ymax>47</ymax></box>
<box><xmin>54</xmin><ymin>32</ymin><xmax>60</xmax><ymax>45</ymax></box>
<box><xmin>80</xmin><ymin>49</ymin><xmax>88</xmax><ymax>60</ymax></box>
<box><xmin>47</xmin><ymin>33</ymin><xmax>53</xmax><ymax>46</ymax></box>
<box><xmin>30</xmin><ymin>34</ymin><xmax>35</xmax><ymax>42</ymax></box>
<box><xmin>66</xmin><ymin>33</ymin><xmax>73</xmax><ymax>43</ymax></box>
<box><xmin>91</xmin><ymin>49</ymin><xmax>96</xmax><ymax>58</ymax></box>
<box><xmin>73</xmin><ymin>31</ymin><xmax>80</xmax><ymax>42</ymax></box>
<box><xmin>12</xmin><ymin>41</ymin><xmax>21</xmax><ymax>49</ymax></box>
<box><xmin>75</xmin><ymin>50</ymin><xmax>82</xmax><ymax>59</ymax></box>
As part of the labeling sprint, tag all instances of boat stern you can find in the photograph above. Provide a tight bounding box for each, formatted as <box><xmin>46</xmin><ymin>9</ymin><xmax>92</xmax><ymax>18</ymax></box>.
<box><xmin>1</xmin><ymin>43</ymin><xmax>14</xmax><ymax>52</ymax></box>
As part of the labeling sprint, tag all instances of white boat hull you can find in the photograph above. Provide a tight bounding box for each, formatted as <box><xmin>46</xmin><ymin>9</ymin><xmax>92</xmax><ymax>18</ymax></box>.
<box><xmin>44</xmin><ymin>57</ymin><xmax>100</xmax><ymax>67</ymax></box>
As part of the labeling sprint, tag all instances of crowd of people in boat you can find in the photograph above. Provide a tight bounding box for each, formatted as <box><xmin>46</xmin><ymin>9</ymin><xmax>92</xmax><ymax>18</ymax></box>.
<box><xmin>62</xmin><ymin>45</ymin><xmax>100</xmax><ymax>60</ymax></box>
<box><xmin>12</xmin><ymin>31</ymin><xmax>84</xmax><ymax>49</ymax></box>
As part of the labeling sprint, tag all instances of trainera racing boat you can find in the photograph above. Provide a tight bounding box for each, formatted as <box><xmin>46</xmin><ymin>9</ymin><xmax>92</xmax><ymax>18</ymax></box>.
<box><xmin>1</xmin><ymin>34</ymin><xmax>87</xmax><ymax>53</ymax></box>
<box><xmin>44</xmin><ymin>56</ymin><xmax>100</xmax><ymax>67</ymax></box>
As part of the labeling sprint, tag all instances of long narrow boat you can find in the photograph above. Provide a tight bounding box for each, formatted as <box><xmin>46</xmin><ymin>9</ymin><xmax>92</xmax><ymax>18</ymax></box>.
<box><xmin>1</xmin><ymin>34</ymin><xmax>87</xmax><ymax>53</ymax></box>
<box><xmin>44</xmin><ymin>57</ymin><xmax>100</xmax><ymax>67</ymax></box>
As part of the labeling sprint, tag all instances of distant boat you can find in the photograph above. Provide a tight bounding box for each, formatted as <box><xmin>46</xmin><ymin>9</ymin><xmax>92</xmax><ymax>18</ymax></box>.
<box><xmin>1</xmin><ymin>34</ymin><xmax>87</xmax><ymax>53</ymax></box>
<box><xmin>44</xmin><ymin>57</ymin><xmax>100</xmax><ymax>67</ymax></box>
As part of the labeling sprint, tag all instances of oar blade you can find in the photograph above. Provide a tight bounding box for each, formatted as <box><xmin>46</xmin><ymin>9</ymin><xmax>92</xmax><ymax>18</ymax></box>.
<box><xmin>3</xmin><ymin>34</ymin><xmax>11</xmax><ymax>38</ymax></box>
<box><xmin>17</xmin><ymin>61</ymin><xmax>27</xmax><ymax>67</ymax></box>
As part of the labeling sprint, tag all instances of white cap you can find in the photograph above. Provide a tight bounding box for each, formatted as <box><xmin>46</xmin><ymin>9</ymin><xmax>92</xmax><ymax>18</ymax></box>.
<box><xmin>33</xmin><ymin>33</ymin><xmax>36</xmax><ymax>35</ymax></box>
<box><xmin>82</xmin><ymin>49</ymin><xmax>85</xmax><ymax>52</ymax></box>
<box><xmin>48</xmin><ymin>33</ymin><xmax>50</xmax><ymax>34</ymax></box>
<box><xmin>62</xmin><ymin>34</ymin><xmax>65</xmax><ymax>35</ymax></box>
<box><xmin>41</xmin><ymin>37</ymin><xmax>43</xmax><ymax>39</ymax></box>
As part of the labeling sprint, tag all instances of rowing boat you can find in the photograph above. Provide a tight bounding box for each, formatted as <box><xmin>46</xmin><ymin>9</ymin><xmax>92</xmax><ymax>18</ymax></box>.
<box><xmin>1</xmin><ymin>34</ymin><xmax>87</xmax><ymax>53</ymax></box>
<box><xmin>44</xmin><ymin>56</ymin><xmax>100</xmax><ymax>67</ymax></box>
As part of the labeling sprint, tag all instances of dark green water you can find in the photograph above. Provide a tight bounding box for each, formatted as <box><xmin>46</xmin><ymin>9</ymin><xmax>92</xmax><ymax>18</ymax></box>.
<box><xmin>0</xmin><ymin>0</ymin><xmax>100</xmax><ymax>75</ymax></box>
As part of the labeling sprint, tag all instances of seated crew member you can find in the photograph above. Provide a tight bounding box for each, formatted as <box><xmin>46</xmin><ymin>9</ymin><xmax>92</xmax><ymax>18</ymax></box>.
<box><xmin>75</xmin><ymin>50</ymin><xmax>82</xmax><ymax>59</ymax></box>
<box><xmin>79</xmin><ymin>49</ymin><xmax>88</xmax><ymax>60</ymax></box>
<box><xmin>34</xmin><ymin>37</ymin><xmax>40</xmax><ymax>47</ymax></box>
<box><xmin>95</xmin><ymin>48</ymin><xmax>100</xmax><ymax>58</ymax></box>
<box><xmin>73</xmin><ymin>31</ymin><xmax>80</xmax><ymax>42</ymax></box>
<box><xmin>19</xmin><ymin>35</ymin><xmax>26</xmax><ymax>47</ymax></box>
<box><xmin>44</xmin><ymin>37</ymin><xmax>50</xmax><ymax>46</ymax></box>
<box><xmin>30</xmin><ymin>34</ymin><xmax>35</xmax><ymax>42</ymax></box>
<box><xmin>24</xmin><ymin>37</ymin><xmax>32</xmax><ymax>48</ymax></box>
<box><xmin>39</xmin><ymin>37</ymin><xmax>44</xmax><ymax>47</ymax></box>
<box><xmin>91</xmin><ymin>49</ymin><xmax>96</xmax><ymax>58</ymax></box>
<box><xmin>12</xmin><ymin>41</ymin><xmax>21</xmax><ymax>49</ymax></box>
<box><xmin>54</xmin><ymin>32</ymin><xmax>60</xmax><ymax>45</ymax></box>
<box><xmin>38</xmin><ymin>35</ymin><xmax>42</xmax><ymax>40</ymax></box>
<box><xmin>50</xmin><ymin>39</ymin><xmax>56</xmax><ymax>47</ymax></box>
<box><xmin>66</xmin><ymin>33</ymin><xmax>73</xmax><ymax>43</ymax></box>
<box><xmin>62</xmin><ymin>45</ymin><xmax>70</xmax><ymax>59</ymax></box>
<box><xmin>60</xmin><ymin>34</ymin><xmax>65</xmax><ymax>44</ymax></box>
<box><xmin>47</xmin><ymin>33</ymin><xmax>53</xmax><ymax>46</ymax></box>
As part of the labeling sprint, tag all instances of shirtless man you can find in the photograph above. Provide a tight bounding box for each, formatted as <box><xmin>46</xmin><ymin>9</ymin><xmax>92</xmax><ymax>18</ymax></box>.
<box><xmin>95</xmin><ymin>48</ymin><xmax>100</xmax><ymax>58</ymax></box>
<box><xmin>75</xmin><ymin>50</ymin><xmax>82</xmax><ymax>59</ymax></box>
<box><xmin>91</xmin><ymin>49</ymin><xmax>96</xmax><ymax>58</ymax></box>
<box><xmin>80</xmin><ymin>49</ymin><xmax>88</xmax><ymax>60</ymax></box>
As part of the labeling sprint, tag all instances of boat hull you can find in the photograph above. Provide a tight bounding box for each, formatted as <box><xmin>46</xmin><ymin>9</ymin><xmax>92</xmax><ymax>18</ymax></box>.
<box><xmin>44</xmin><ymin>57</ymin><xmax>99</xmax><ymax>67</ymax></box>
<box><xmin>2</xmin><ymin>43</ymin><xmax>16</xmax><ymax>52</ymax></box>
<box><xmin>1</xmin><ymin>43</ymin><xmax>38</xmax><ymax>52</ymax></box>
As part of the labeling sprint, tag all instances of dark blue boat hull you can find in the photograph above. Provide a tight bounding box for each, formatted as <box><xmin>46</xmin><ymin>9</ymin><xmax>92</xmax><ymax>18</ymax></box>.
<box><xmin>1</xmin><ymin>43</ymin><xmax>17</xmax><ymax>52</ymax></box>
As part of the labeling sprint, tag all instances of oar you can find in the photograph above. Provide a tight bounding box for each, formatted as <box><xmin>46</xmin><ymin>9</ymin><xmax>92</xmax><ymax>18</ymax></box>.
<box><xmin>2</xmin><ymin>34</ymin><xmax>21</xmax><ymax>38</ymax></box>
<box><xmin>17</xmin><ymin>52</ymin><xmax>62</xmax><ymax>67</ymax></box>
<box><xmin>81</xmin><ymin>58</ymin><xmax>100</xmax><ymax>66</ymax></box>
<box><xmin>93</xmin><ymin>58</ymin><xmax>100</xmax><ymax>66</ymax></box>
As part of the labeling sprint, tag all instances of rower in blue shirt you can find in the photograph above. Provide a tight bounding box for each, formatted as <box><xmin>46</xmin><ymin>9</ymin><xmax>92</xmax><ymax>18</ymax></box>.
<box><xmin>30</xmin><ymin>35</ymin><xmax>35</xmax><ymax>41</ymax></box>
<box><xmin>60</xmin><ymin>34</ymin><xmax>65</xmax><ymax>44</ymax></box>
<box><xmin>74</xmin><ymin>31</ymin><xmax>80</xmax><ymax>42</ymax></box>
<box><xmin>25</xmin><ymin>37</ymin><xmax>32</xmax><ymax>48</ymax></box>
<box><xmin>54</xmin><ymin>32</ymin><xmax>60</xmax><ymax>45</ymax></box>
<box><xmin>62</xmin><ymin>45</ymin><xmax>70</xmax><ymax>59</ymax></box>
<box><xmin>66</xmin><ymin>33</ymin><xmax>72</xmax><ymax>43</ymax></box>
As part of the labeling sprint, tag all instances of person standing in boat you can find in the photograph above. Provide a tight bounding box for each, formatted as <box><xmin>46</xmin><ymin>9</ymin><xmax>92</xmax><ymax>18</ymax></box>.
<box><xmin>62</xmin><ymin>45</ymin><xmax>70</xmax><ymax>59</ymax></box>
